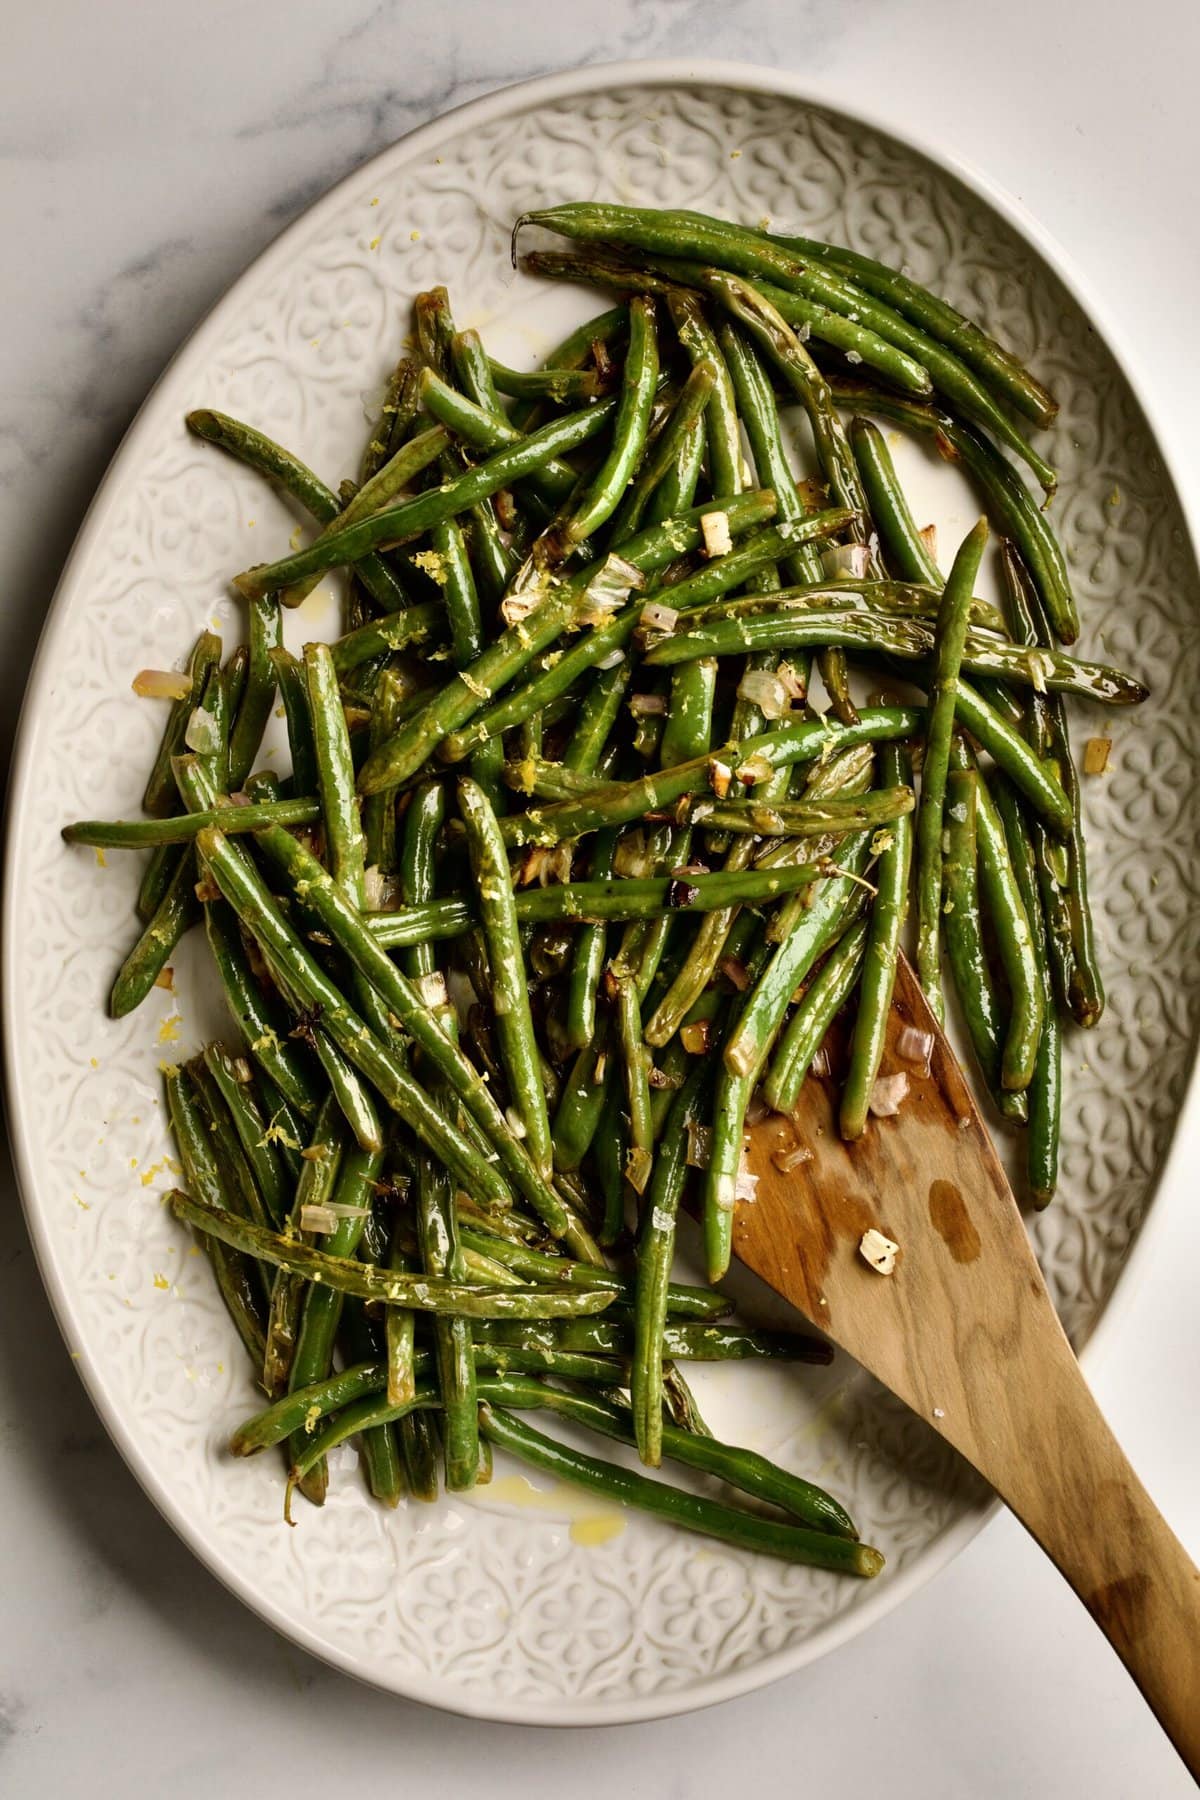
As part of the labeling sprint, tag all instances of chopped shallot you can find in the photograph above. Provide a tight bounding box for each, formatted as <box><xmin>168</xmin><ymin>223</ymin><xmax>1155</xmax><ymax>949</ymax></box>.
<box><xmin>300</xmin><ymin>1204</ymin><xmax>338</xmax><ymax>1234</ymax></box>
<box><xmin>708</xmin><ymin>759</ymin><xmax>733</xmax><ymax>799</ymax></box>
<box><xmin>629</xmin><ymin>691</ymin><xmax>668</xmax><ymax>716</ymax></box>
<box><xmin>869</xmin><ymin>1071</ymin><xmax>910</xmax><ymax>1117</ymax></box>
<box><xmin>772</xmin><ymin>1141</ymin><xmax>813</xmax><ymax>1174</ymax></box>
<box><xmin>1084</xmin><ymin>737</ymin><xmax>1112</xmax><ymax>775</ymax></box>
<box><xmin>639</xmin><ymin>601</ymin><xmax>679</xmax><ymax>635</ymax></box>
<box><xmin>685</xmin><ymin>1120</ymin><xmax>713</xmax><ymax>1169</ymax></box>
<box><xmin>736</xmin><ymin>752</ymin><xmax>773</xmax><ymax>786</ymax></box>
<box><xmin>133</xmin><ymin>668</ymin><xmax>193</xmax><ymax>701</ymax></box>
<box><xmin>859</xmin><ymin>1228</ymin><xmax>900</xmax><ymax>1275</ymax></box>
<box><xmin>895</xmin><ymin>1024</ymin><xmax>934</xmax><ymax>1071</ymax></box>
<box><xmin>733</xmin><ymin>1157</ymin><xmax>759</xmax><ymax>1202</ymax></box>
<box><xmin>820</xmin><ymin>543</ymin><xmax>870</xmax><ymax>581</ymax></box>
<box><xmin>700</xmin><ymin>511</ymin><xmax>732</xmax><ymax>558</ymax></box>
<box><xmin>624</xmin><ymin>1145</ymin><xmax>653</xmax><ymax>1194</ymax></box>
<box><xmin>414</xmin><ymin>972</ymin><xmax>449</xmax><ymax>1011</ymax></box>
<box><xmin>737</xmin><ymin>668</ymin><xmax>790</xmax><ymax>719</ymax></box>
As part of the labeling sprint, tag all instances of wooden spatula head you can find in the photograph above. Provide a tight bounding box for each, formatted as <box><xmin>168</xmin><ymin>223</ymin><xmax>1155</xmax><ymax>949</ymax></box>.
<box><xmin>735</xmin><ymin>949</ymin><xmax>1048</xmax><ymax>1475</ymax></box>
<box><xmin>734</xmin><ymin>950</ymin><xmax>1200</xmax><ymax>1778</ymax></box>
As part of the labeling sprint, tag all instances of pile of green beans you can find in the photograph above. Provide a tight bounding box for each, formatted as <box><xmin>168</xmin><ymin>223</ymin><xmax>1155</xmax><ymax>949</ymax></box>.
<box><xmin>64</xmin><ymin>204</ymin><xmax>1148</xmax><ymax>1578</ymax></box>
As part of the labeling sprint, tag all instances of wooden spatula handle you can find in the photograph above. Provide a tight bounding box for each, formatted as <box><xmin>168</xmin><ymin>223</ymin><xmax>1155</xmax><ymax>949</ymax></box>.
<box><xmin>980</xmin><ymin>1341</ymin><xmax>1200</xmax><ymax>1780</ymax></box>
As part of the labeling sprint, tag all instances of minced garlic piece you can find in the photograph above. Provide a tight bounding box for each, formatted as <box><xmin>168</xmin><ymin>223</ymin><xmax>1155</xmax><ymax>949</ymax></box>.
<box><xmin>700</xmin><ymin>511</ymin><xmax>732</xmax><ymax>558</ymax></box>
<box><xmin>859</xmin><ymin>1227</ymin><xmax>900</xmax><ymax>1275</ymax></box>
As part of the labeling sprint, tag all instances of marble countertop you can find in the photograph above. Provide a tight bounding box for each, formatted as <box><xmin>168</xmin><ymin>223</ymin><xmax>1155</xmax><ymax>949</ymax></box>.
<box><xmin>3</xmin><ymin>4</ymin><xmax>1198</xmax><ymax>1794</ymax></box>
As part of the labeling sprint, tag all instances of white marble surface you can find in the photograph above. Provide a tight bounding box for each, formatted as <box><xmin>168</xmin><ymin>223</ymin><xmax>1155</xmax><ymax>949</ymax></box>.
<box><xmin>2</xmin><ymin>4</ymin><xmax>1198</xmax><ymax>1794</ymax></box>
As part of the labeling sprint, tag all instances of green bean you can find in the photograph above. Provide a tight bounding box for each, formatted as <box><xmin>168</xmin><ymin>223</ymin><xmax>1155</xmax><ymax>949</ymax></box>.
<box><xmin>304</xmin><ymin>642</ymin><xmax>367</xmax><ymax>904</ymax></box>
<box><xmin>458</xmin><ymin>777</ymin><xmax>553</xmax><ymax>1176</ymax></box>
<box><xmin>827</xmin><ymin>378</ymin><xmax>1074</xmax><ymax>640</ymax></box>
<box><xmin>667</xmin><ymin>289</ymin><xmax>742</xmax><ymax>497</ymax></box>
<box><xmin>415</xmin><ymin>1149</ymin><xmax>480</xmax><ymax>1491</ymax></box>
<box><xmin>954</xmin><ymin>680</ymin><xmax>1072</xmax><ymax>835</ymax></box>
<box><xmin>641</xmin><ymin>607</ymin><xmax>1142</xmax><ymax>706</ymax></box>
<box><xmin>721</xmin><ymin>325</ymin><xmax>826</xmax><ymax>595</ymax></box>
<box><xmin>231</xmin><ymin>1360</ymin><xmax>395</xmax><ymax>1455</ymax></box>
<box><xmin>500</xmin><ymin>858</ymin><xmax>832</xmax><ymax>923</ymax></box>
<box><xmin>559</xmin><ymin>293</ymin><xmax>658</xmax><ymax>549</ymax></box>
<box><xmin>565</xmin><ymin>828</ymin><xmax>618</xmax><ymax>1051</ymax></box>
<box><xmin>509</xmin><ymin>303</ymin><xmax>628</xmax><ymax>424</ymax></box>
<box><xmin>760</xmin><ymin>746</ymin><xmax>876</xmax><ymax>945</ymax></box>
<box><xmin>610</xmin><ymin>358</ymin><xmax>716</xmax><ymax>540</ymax></box>
<box><xmin>166</xmin><ymin>1063</ymin><xmax>265</xmax><ymax>1252</ymax></box>
<box><xmin>233</xmin><ymin>1345</ymin><xmax>633</xmax><ymax>1458</ymax></box>
<box><xmin>286</xmin><ymin>1140</ymin><xmax>385</xmax><ymax>1488</ymax></box>
<box><xmin>415</xmin><ymin>283</ymin><xmax>455</xmax><ymax>373</ymax></box>
<box><xmin>486</xmin><ymin>355</ymin><xmax>607</xmax><ymax>401</ymax></box>
<box><xmin>360</xmin><ymin>357</ymin><xmax>420</xmax><ymax>484</ymax></box>
<box><xmin>993</xmin><ymin>774</ymin><xmax>1061</xmax><ymax>1203</ymax></box>
<box><xmin>108</xmin><ymin>846</ymin><xmax>198</xmax><ymax>1019</ymax></box>
<box><xmin>395</xmin><ymin>777</ymin><xmax>444</xmax><ymax>982</ymax></box>
<box><xmin>268</xmin><ymin>647</ymin><xmax>318</xmax><ymax>796</ymax></box>
<box><xmin>473</xmin><ymin>1315</ymin><xmax>831</xmax><ymax>1362</ymax></box>
<box><xmin>1020</xmin><ymin>576</ymin><xmax>1105</xmax><ymax>1026</ymax></box>
<box><xmin>669</xmin><ymin>266</ymin><xmax>869</xmax><ymax>520</ymax></box>
<box><xmin>200</xmin><ymin>1044</ymin><xmax>292</xmax><ymax>1230</ymax></box>
<box><xmin>724</xmin><ymin>831</ymin><xmax>871</xmax><ymax>1083</ymax></box>
<box><xmin>940</xmin><ymin>765</ymin><xmax>1026</xmax><ymax>1123</ymax></box>
<box><xmin>563</xmin><ymin>660</ymin><xmax>633</xmax><ymax>774</ymax></box>
<box><xmin>455</xmin><ymin>1227</ymin><xmax>727</xmax><ymax>1320</ymax></box>
<box><xmin>325</xmin><ymin>605</ymin><xmax>444</xmax><ymax>674</ymax></box>
<box><xmin>764</xmin><ymin>912</ymin><xmax>871</xmax><ymax>1115</ymax></box>
<box><xmin>189</xmin><ymin>1047</ymin><xmax>282</xmax><ymax>1237</ymax></box>
<box><xmin>384</xmin><ymin>1210</ymin><xmax>419</xmax><ymax>1409</ymax></box>
<box><xmin>417</xmin><ymin>367</ymin><xmax>582</xmax><ymax>505</ymax></box>
<box><xmin>65</xmin><ymin>797</ymin><xmax>320</xmax><ymax>848</ymax></box>
<box><xmin>438</xmin><ymin>512</ymin><xmax>840</xmax><ymax>764</ymax></box>
<box><xmin>686</xmin><ymin>787</ymin><xmax>912</xmax><ymax>838</ymax></box>
<box><xmin>165</xmin><ymin>1067</ymin><xmax>270</xmax><ymax>1367</ymax></box>
<box><xmin>202</xmin><ymin>898</ymin><xmax>320</xmax><ymax>1118</ymax></box>
<box><xmin>227</xmin><ymin>595</ymin><xmax>281</xmax><ymax>787</ymax></box>
<box><xmin>358</xmin><ymin>490</ymin><xmax>777</xmax><ymax>793</ymax></box>
<box><xmin>516</xmin><ymin>206</ymin><xmax>1055</xmax><ymax>494</ymax></box>
<box><xmin>673</xmin><ymin>580</ymin><xmax>1002</xmax><ymax>631</ymax></box>
<box><xmin>308</xmin><ymin>1026</ymin><xmax>383</xmax><ymax>1154</ymax></box>
<box><xmin>612</xmin><ymin>970</ymin><xmax>654</xmax><ymax>1188</ymax></box>
<box><xmin>960</xmin><ymin>742</ymin><xmax>1044</xmax><ymax>1092</ymax></box>
<box><xmin>278</xmin><ymin>425</ymin><xmax>450</xmax><ymax>608</ymax></box>
<box><xmin>916</xmin><ymin>518</ymin><xmax>987</xmax><ymax>1019</ymax></box>
<box><xmin>501</xmin><ymin>707</ymin><xmax>921</xmax><ymax>847</ymax></box>
<box><xmin>525</xmin><ymin>242</ymin><xmax>929</xmax><ymax>409</ymax></box>
<box><xmin>142</xmin><ymin>630</ymin><xmax>223</xmax><ymax>817</ymax></box>
<box><xmin>767</xmin><ymin>229</ymin><xmax>1058</xmax><ymax>428</ymax></box>
<box><xmin>551</xmin><ymin>1031</ymin><xmax>610</xmax><ymax>1172</ymax></box>
<box><xmin>166</xmin><ymin>1190</ymin><xmax>618</xmax><ymax>1318</ymax></box>
<box><xmin>262</xmin><ymin>1098</ymin><xmax>345</xmax><ymax>1401</ymax></box>
<box><xmin>362</xmin><ymin>669</ymin><xmax>408</xmax><ymax>872</ymax></box>
<box><xmin>849</xmin><ymin>417</ymin><xmax>940</xmax><ymax>585</ymax></box>
<box><xmin>336</xmin><ymin>1299</ymin><xmax>407</xmax><ymax>1505</ymax></box>
<box><xmin>186</xmin><ymin>408</ymin><xmax>409</xmax><ymax>614</ymax></box>
<box><xmin>482</xmin><ymin>1373</ymin><xmax>856</xmax><ymax>1539</ymax></box>
<box><xmin>631</xmin><ymin>1066</ymin><xmax>708</xmax><ymax>1466</ymax></box>
<box><xmin>195</xmin><ymin>823</ymin><xmax>518</xmax><ymax>1213</ymax></box>
<box><xmin>840</xmin><ymin>742</ymin><xmax>914</xmax><ymax>1138</ymax></box>
<box><xmin>233</xmin><ymin>397</ymin><xmax>619</xmax><ymax>602</ymax></box>
<box><xmin>477</xmin><ymin>1402</ymin><xmax>881</xmax><ymax>1575</ymax></box>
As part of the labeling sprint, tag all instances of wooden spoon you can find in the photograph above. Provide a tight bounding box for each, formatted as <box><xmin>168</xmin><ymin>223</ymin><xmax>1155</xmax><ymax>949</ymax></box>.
<box><xmin>736</xmin><ymin>951</ymin><xmax>1200</xmax><ymax>1780</ymax></box>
